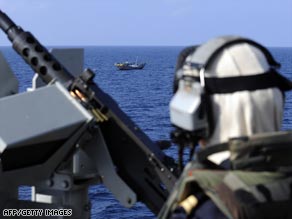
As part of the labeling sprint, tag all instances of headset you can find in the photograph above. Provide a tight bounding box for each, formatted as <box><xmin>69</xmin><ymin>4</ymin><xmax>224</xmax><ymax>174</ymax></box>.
<box><xmin>170</xmin><ymin>36</ymin><xmax>292</xmax><ymax>150</ymax></box>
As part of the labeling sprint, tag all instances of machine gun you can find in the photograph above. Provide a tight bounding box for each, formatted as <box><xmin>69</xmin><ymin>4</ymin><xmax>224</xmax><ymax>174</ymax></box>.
<box><xmin>0</xmin><ymin>10</ymin><xmax>177</xmax><ymax>218</ymax></box>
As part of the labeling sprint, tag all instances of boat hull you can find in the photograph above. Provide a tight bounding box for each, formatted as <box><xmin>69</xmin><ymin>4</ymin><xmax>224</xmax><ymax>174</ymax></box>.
<box><xmin>115</xmin><ymin>63</ymin><xmax>146</xmax><ymax>70</ymax></box>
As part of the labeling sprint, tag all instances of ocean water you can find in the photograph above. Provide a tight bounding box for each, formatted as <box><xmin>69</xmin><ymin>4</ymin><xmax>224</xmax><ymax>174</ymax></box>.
<box><xmin>0</xmin><ymin>46</ymin><xmax>292</xmax><ymax>218</ymax></box>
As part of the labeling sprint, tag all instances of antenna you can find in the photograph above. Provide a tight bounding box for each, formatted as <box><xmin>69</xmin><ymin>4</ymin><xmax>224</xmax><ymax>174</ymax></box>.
<box><xmin>135</xmin><ymin>56</ymin><xmax>138</xmax><ymax>65</ymax></box>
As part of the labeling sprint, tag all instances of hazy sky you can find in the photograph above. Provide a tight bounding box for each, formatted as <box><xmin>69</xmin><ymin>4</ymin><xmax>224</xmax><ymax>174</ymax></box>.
<box><xmin>0</xmin><ymin>0</ymin><xmax>291</xmax><ymax>47</ymax></box>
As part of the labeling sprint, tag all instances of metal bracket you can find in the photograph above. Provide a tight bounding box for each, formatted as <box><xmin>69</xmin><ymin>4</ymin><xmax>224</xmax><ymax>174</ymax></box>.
<box><xmin>83</xmin><ymin>127</ymin><xmax>137</xmax><ymax>207</ymax></box>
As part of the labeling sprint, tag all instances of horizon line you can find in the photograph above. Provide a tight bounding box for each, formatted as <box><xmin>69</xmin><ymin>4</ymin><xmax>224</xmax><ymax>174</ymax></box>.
<box><xmin>0</xmin><ymin>45</ymin><xmax>291</xmax><ymax>48</ymax></box>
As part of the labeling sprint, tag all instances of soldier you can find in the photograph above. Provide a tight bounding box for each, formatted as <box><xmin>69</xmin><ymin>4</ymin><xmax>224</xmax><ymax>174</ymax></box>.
<box><xmin>159</xmin><ymin>36</ymin><xmax>292</xmax><ymax>219</ymax></box>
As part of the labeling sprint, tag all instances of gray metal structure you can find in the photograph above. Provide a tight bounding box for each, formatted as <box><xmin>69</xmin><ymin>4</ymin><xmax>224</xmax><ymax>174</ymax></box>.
<box><xmin>0</xmin><ymin>52</ymin><xmax>18</xmax><ymax>97</ymax></box>
<box><xmin>0</xmin><ymin>10</ymin><xmax>177</xmax><ymax>218</ymax></box>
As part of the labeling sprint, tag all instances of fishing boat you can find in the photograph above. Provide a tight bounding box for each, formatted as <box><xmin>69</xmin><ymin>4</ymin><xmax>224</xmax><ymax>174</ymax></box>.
<box><xmin>115</xmin><ymin>57</ymin><xmax>146</xmax><ymax>70</ymax></box>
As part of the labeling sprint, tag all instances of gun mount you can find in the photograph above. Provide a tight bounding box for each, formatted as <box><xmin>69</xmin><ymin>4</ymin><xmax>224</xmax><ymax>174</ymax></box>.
<box><xmin>0</xmin><ymin>10</ymin><xmax>177</xmax><ymax>218</ymax></box>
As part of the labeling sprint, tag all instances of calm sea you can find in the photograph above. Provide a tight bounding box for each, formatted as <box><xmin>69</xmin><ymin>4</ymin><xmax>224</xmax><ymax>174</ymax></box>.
<box><xmin>0</xmin><ymin>46</ymin><xmax>292</xmax><ymax>218</ymax></box>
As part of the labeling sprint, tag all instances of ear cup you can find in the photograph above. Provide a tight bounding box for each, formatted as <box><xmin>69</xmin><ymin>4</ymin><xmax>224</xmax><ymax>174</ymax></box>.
<box><xmin>172</xmin><ymin>46</ymin><xmax>213</xmax><ymax>139</ymax></box>
<box><xmin>173</xmin><ymin>46</ymin><xmax>198</xmax><ymax>93</ymax></box>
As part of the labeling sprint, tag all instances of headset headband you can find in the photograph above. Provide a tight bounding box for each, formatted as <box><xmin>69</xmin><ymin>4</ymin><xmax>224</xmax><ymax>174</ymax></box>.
<box><xmin>176</xmin><ymin>36</ymin><xmax>292</xmax><ymax>93</ymax></box>
<box><xmin>188</xmin><ymin>36</ymin><xmax>281</xmax><ymax>70</ymax></box>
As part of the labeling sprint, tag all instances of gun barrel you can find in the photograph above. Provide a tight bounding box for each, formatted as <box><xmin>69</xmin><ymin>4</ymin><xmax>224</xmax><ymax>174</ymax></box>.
<box><xmin>0</xmin><ymin>10</ymin><xmax>74</xmax><ymax>84</ymax></box>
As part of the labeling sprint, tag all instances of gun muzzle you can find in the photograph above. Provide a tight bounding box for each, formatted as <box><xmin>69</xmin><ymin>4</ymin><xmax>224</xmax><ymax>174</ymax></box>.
<box><xmin>0</xmin><ymin>10</ymin><xmax>16</xmax><ymax>33</ymax></box>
